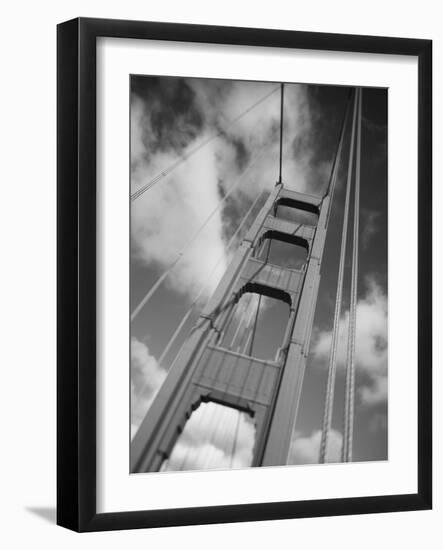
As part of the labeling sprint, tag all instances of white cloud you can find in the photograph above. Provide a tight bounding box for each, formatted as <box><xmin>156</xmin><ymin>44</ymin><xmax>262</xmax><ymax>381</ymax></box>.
<box><xmin>189</xmin><ymin>79</ymin><xmax>323</xmax><ymax>196</ymax></box>
<box><xmin>132</xmin><ymin>138</ymin><xmax>228</xmax><ymax>301</ymax></box>
<box><xmin>131</xmin><ymin>80</ymin><xmax>320</xmax><ymax>303</ymax></box>
<box><xmin>312</xmin><ymin>277</ymin><xmax>388</xmax><ymax>407</ymax></box>
<box><xmin>131</xmin><ymin>337</ymin><xmax>166</xmax><ymax>438</ymax></box>
<box><xmin>288</xmin><ymin>429</ymin><xmax>343</xmax><ymax>464</ymax></box>
<box><xmin>162</xmin><ymin>401</ymin><xmax>256</xmax><ymax>471</ymax></box>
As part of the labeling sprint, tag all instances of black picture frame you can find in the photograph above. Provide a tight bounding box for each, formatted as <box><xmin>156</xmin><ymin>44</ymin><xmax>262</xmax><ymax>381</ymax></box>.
<box><xmin>57</xmin><ymin>17</ymin><xmax>432</xmax><ymax>532</ymax></box>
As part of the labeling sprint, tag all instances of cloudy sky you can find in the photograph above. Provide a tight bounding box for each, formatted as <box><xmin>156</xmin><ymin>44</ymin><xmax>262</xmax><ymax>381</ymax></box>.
<box><xmin>130</xmin><ymin>75</ymin><xmax>388</xmax><ymax>471</ymax></box>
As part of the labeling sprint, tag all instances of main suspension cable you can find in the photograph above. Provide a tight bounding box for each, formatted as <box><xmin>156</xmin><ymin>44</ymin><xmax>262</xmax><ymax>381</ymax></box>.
<box><xmin>342</xmin><ymin>88</ymin><xmax>362</xmax><ymax>462</ymax></box>
<box><xmin>324</xmin><ymin>88</ymin><xmax>353</xmax><ymax>200</ymax></box>
<box><xmin>319</xmin><ymin>89</ymin><xmax>358</xmax><ymax>464</ymax></box>
<box><xmin>324</xmin><ymin>88</ymin><xmax>353</xmax><ymax>229</ymax></box>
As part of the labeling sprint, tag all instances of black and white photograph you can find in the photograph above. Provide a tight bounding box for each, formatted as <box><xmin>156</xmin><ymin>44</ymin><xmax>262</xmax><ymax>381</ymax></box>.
<box><xmin>130</xmin><ymin>76</ymin><xmax>388</xmax><ymax>473</ymax></box>
<box><xmin>0</xmin><ymin>1</ymin><xmax>436</xmax><ymax>543</ymax></box>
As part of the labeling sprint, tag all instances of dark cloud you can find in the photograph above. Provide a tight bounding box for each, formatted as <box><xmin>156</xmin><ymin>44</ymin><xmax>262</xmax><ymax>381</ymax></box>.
<box><xmin>130</xmin><ymin>76</ymin><xmax>388</xmax><ymax>465</ymax></box>
<box><xmin>132</xmin><ymin>75</ymin><xmax>204</xmax><ymax>156</ymax></box>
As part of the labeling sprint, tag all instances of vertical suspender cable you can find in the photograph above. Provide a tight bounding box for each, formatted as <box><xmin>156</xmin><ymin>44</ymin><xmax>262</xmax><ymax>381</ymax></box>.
<box><xmin>248</xmin><ymin>238</ymin><xmax>272</xmax><ymax>356</ymax></box>
<box><xmin>229</xmin><ymin>410</ymin><xmax>242</xmax><ymax>468</ymax></box>
<box><xmin>249</xmin><ymin>81</ymin><xmax>284</xmax><ymax>357</ymax></box>
<box><xmin>248</xmin><ymin>294</ymin><xmax>262</xmax><ymax>357</ymax></box>
<box><xmin>319</xmin><ymin>89</ymin><xmax>358</xmax><ymax>464</ymax></box>
<box><xmin>342</xmin><ymin>88</ymin><xmax>362</xmax><ymax>462</ymax></box>
<box><xmin>229</xmin><ymin>293</ymin><xmax>255</xmax><ymax>349</ymax></box>
<box><xmin>278</xmin><ymin>83</ymin><xmax>285</xmax><ymax>184</ymax></box>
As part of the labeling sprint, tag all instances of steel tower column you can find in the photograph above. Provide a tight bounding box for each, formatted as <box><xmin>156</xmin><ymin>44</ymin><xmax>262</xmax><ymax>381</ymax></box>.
<box><xmin>131</xmin><ymin>180</ymin><xmax>329</xmax><ymax>472</ymax></box>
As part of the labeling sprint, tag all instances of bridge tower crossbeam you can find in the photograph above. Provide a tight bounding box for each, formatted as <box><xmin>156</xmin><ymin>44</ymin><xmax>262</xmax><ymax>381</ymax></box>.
<box><xmin>131</xmin><ymin>182</ymin><xmax>330</xmax><ymax>472</ymax></box>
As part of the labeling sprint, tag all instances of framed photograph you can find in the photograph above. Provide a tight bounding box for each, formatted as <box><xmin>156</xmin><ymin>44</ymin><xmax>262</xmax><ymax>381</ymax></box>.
<box><xmin>57</xmin><ymin>17</ymin><xmax>432</xmax><ymax>532</ymax></box>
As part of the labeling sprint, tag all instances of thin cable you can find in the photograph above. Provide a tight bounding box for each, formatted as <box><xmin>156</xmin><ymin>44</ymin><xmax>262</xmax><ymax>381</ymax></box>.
<box><xmin>156</xmin><ymin>191</ymin><xmax>264</xmax><ymax>367</ymax></box>
<box><xmin>200</xmin><ymin>403</ymin><xmax>228</xmax><ymax>470</ymax></box>
<box><xmin>324</xmin><ymin>88</ymin><xmax>353</xmax><ymax>229</ymax></box>
<box><xmin>239</xmin><ymin>296</ymin><xmax>260</xmax><ymax>352</ymax></box>
<box><xmin>237</xmin><ymin>294</ymin><xmax>261</xmax><ymax>353</ymax></box>
<box><xmin>173</xmin><ymin>402</ymin><xmax>220</xmax><ymax>471</ymax></box>
<box><xmin>134</xmin><ymin>191</ymin><xmax>265</xmax><ymax>416</ymax></box>
<box><xmin>342</xmin><ymin>88</ymin><xmax>362</xmax><ymax>462</ymax></box>
<box><xmin>228</xmin><ymin>294</ymin><xmax>255</xmax><ymax>349</ymax></box>
<box><xmin>131</xmin><ymin>153</ymin><xmax>266</xmax><ymax>322</ymax></box>
<box><xmin>202</xmin><ymin>403</ymin><xmax>227</xmax><ymax>470</ymax></box>
<box><xmin>319</xmin><ymin>89</ymin><xmax>358</xmax><ymax>464</ymax></box>
<box><xmin>278</xmin><ymin>83</ymin><xmax>284</xmax><ymax>184</ymax></box>
<box><xmin>248</xmin><ymin>294</ymin><xmax>262</xmax><ymax>357</ymax></box>
<box><xmin>324</xmin><ymin>88</ymin><xmax>353</xmax><ymax>199</ymax></box>
<box><xmin>229</xmin><ymin>411</ymin><xmax>242</xmax><ymax>468</ymax></box>
<box><xmin>248</xmin><ymin>238</ymin><xmax>272</xmax><ymax>356</ymax></box>
<box><xmin>131</xmin><ymin>85</ymin><xmax>280</xmax><ymax>201</ymax></box>
<box><xmin>221</xmin><ymin>262</ymin><xmax>276</xmax><ymax>410</ymax></box>
<box><xmin>134</xmin><ymin>184</ymin><xmax>263</xmax><ymax>433</ymax></box>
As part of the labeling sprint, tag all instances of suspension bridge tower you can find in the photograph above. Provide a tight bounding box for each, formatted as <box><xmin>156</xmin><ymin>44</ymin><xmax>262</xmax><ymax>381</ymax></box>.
<box><xmin>131</xmin><ymin>85</ymin><xmax>359</xmax><ymax>472</ymax></box>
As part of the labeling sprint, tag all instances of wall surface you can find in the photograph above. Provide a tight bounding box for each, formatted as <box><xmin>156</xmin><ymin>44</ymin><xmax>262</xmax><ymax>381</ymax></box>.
<box><xmin>0</xmin><ymin>1</ymin><xmax>440</xmax><ymax>548</ymax></box>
